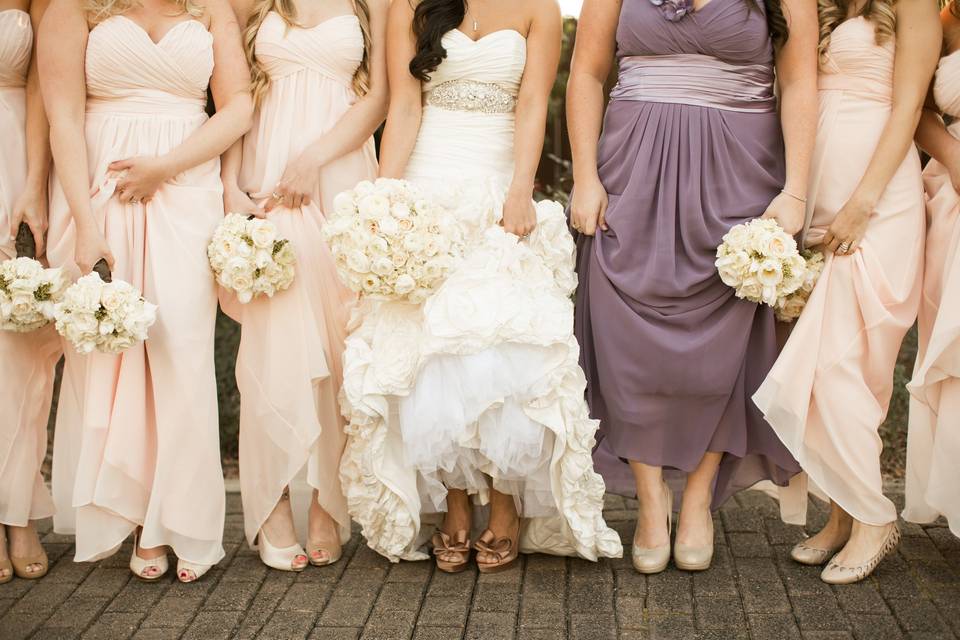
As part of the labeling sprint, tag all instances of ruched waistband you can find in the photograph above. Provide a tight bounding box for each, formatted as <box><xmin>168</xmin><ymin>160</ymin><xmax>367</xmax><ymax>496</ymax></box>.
<box><xmin>610</xmin><ymin>54</ymin><xmax>776</xmax><ymax>113</ymax></box>
<box><xmin>818</xmin><ymin>72</ymin><xmax>892</xmax><ymax>103</ymax></box>
<box><xmin>86</xmin><ymin>93</ymin><xmax>207</xmax><ymax>117</ymax></box>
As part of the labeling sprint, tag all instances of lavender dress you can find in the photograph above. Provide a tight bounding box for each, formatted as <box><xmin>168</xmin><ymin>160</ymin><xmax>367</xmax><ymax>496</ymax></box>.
<box><xmin>575</xmin><ymin>0</ymin><xmax>801</xmax><ymax>507</ymax></box>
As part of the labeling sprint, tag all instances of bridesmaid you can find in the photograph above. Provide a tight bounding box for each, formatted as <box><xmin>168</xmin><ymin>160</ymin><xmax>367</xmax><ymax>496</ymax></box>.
<box><xmin>221</xmin><ymin>0</ymin><xmax>385</xmax><ymax>571</ymax></box>
<box><xmin>905</xmin><ymin>0</ymin><xmax>960</xmax><ymax>538</ymax></box>
<box><xmin>0</xmin><ymin>0</ymin><xmax>55</xmax><ymax>582</ymax></box>
<box><xmin>568</xmin><ymin>0</ymin><xmax>816</xmax><ymax>573</ymax></box>
<box><xmin>754</xmin><ymin>0</ymin><xmax>939</xmax><ymax>583</ymax></box>
<box><xmin>40</xmin><ymin>0</ymin><xmax>253</xmax><ymax>581</ymax></box>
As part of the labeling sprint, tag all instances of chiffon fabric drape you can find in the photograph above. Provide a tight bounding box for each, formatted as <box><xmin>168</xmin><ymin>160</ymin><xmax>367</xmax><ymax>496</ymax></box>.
<box><xmin>576</xmin><ymin>0</ymin><xmax>801</xmax><ymax>513</ymax></box>
<box><xmin>0</xmin><ymin>9</ymin><xmax>61</xmax><ymax>528</ymax></box>
<box><xmin>905</xmin><ymin>50</ymin><xmax>960</xmax><ymax>536</ymax></box>
<box><xmin>46</xmin><ymin>16</ymin><xmax>225</xmax><ymax>565</ymax></box>
<box><xmin>221</xmin><ymin>12</ymin><xmax>376</xmax><ymax>548</ymax></box>
<box><xmin>754</xmin><ymin>18</ymin><xmax>925</xmax><ymax>526</ymax></box>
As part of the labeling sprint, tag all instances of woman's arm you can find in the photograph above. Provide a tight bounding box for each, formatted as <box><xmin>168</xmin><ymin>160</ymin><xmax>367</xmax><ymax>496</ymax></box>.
<box><xmin>267</xmin><ymin>0</ymin><xmax>389</xmax><ymax>211</ymax></box>
<box><xmin>500</xmin><ymin>0</ymin><xmax>561</xmax><ymax>238</ymax></box>
<box><xmin>823</xmin><ymin>0</ymin><xmax>940</xmax><ymax>254</ymax></box>
<box><xmin>11</xmin><ymin>0</ymin><xmax>52</xmax><ymax>255</ymax></box>
<box><xmin>377</xmin><ymin>0</ymin><xmax>422</xmax><ymax>179</ymax></box>
<box><xmin>566</xmin><ymin>0</ymin><xmax>620</xmax><ymax>236</ymax></box>
<box><xmin>914</xmin><ymin>6</ymin><xmax>960</xmax><ymax>191</ymax></box>
<box><xmin>110</xmin><ymin>0</ymin><xmax>253</xmax><ymax>204</ymax></box>
<box><xmin>762</xmin><ymin>0</ymin><xmax>818</xmax><ymax>235</ymax></box>
<box><xmin>39</xmin><ymin>0</ymin><xmax>114</xmax><ymax>272</ymax></box>
<box><xmin>220</xmin><ymin>0</ymin><xmax>260</xmax><ymax>216</ymax></box>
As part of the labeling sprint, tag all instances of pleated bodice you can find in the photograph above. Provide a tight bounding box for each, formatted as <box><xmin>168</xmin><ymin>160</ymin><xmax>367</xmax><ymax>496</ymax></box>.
<box><xmin>0</xmin><ymin>9</ymin><xmax>30</xmax><ymax>89</ymax></box>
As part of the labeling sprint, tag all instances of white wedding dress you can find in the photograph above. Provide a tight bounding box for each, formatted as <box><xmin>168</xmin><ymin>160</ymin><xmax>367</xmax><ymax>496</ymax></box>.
<box><xmin>338</xmin><ymin>29</ymin><xmax>622</xmax><ymax>561</ymax></box>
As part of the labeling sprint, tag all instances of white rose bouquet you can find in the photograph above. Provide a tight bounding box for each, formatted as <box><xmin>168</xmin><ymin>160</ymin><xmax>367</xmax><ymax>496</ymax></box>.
<box><xmin>208</xmin><ymin>214</ymin><xmax>296</xmax><ymax>304</ymax></box>
<box><xmin>773</xmin><ymin>248</ymin><xmax>824</xmax><ymax>323</ymax></box>
<box><xmin>55</xmin><ymin>273</ymin><xmax>157</xmax><ymax>354</ymax></box>
<box><xmin>323</xmin><ymin>178</ymin><xmax>465</xmax><ymax>304</ymax></box>
<box><xmin>715</xmin><ymin>218</ymin><xmax>808</xmax><ymax>308</ymax></box>
<box><xmin>0</xmin><ymin>257</ymin><xmax>68</xmax><ymax>332</ymax></box>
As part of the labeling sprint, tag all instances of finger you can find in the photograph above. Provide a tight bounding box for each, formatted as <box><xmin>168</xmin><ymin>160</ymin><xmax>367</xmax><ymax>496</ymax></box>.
<box><xmin>108</xmin><ymin>159</ymin><xmax>133</xmax><ymax>172</ymax></box>
<box><xmin>583</xmin><ymin>217</ymin><xmax>597</xmax><ymax>237</ymax></box>
<box><xmin>599</xmin><ymin>202</ymin><xmax>609</xmax><ymax>231</ymax></box>
<box><xmin>301</xmin><ymin>194</ymin><xmax>311</xmax><ymax>207</ymax></box>
<box><xmin>264</xmin><ymin>197</ymin><xmax>277</xmax><ymax>212</ymax></box>
<box><xmin>29</xmin><ymin>221</ymin><xmax>45</xmax><ymax>255</ymax></box>
<box><xmin>291</xmin><ymin>194</ymin><xmax>303</xmax><ymax>210</ymax></box>
<box><xmin>849</xmin><ymin>239</ymin><xmax>862</xmax><ymax>254</ymax></box>
<box><xmin>821</xmin><ymin>230</ymin><xmax>834</xmax><ymax>248</ymax></box>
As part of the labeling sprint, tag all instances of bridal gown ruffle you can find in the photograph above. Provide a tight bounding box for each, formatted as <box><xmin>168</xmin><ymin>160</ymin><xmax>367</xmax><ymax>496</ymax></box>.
<box><xmin>221</xmin><ymin>12</ymin><xmax>376</xmax><ymax>547</ymax></box>
<box><xmin>45</xmin><ymin>16</ymin><xmax>225</xmax><ymax>564</ymax></box>
<box><xmin>905</xmin><ymin>50</ymin><xmax>960</xmax><ymax>536</ymax></box>
<box><xmin>339</xmin><ymin>29</ymin><xmax>622</xmax><ymax>561</ymax></box>
<box><xmin>753</xmin><ymin>18</ymin><xmax>924</xmax><ymax>526</ymax></box>
<box><xmin>0</xmin><ymin>9</ymin><xmax>61</xmax><ymax>528</ymax></box>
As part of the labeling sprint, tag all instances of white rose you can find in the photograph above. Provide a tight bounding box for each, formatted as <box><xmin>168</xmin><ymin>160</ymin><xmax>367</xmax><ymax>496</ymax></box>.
<box><xmin>371</xmin><ymin>257</ymin><xmax>394</xmax><ymax>277</ymax></box>
<box><xmin>754</xmin><ymin>258</ymin><xmax>783</xmax><ymax>288</ymax></box>
<box><xmin>346</xmin><ymin>250</ymin><xmax>371</xmax><ymax>274</ymax></box>
<box><xmin>378</xmin><ymin>216</ymin><xmax>400</xmax><ymax>237</ymax></box>
<box><xmin>353</xmin><ymin>180</ymin><xmax>375</xmax><ymax>197</ymax></box>
<box><xmin>333</xmin><ymin>191</ymin><xmax>357</xmax><ymax>216</ymax></box>
<box><xmin>394</xmin><ymin>274</ymin><xmax>416</xmax><ymax>296</ymax></box>
<box><xmin>402</xmin><ymin>234</ymin><xmax>426</xmax><ymax>254</ymax></box>
<box><xmin>249</xmin><ymin>221</ymin><xmax>278</xmax><ymax>249</ymax></box>
<box><xmin>358</xmin><ymin>194</ymin><xmax>390</xmax><ymax>221</ymax></box>
<box><xmin>391</xmin><ymin>202</ymin><xmax>412</xmax><ymax>219</ymax></box>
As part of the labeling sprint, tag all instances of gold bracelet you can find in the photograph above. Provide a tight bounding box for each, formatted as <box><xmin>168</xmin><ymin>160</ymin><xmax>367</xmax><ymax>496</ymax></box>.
<box><xmin>781</xmin><ymin>188</ymin><xmax>807</xmax><ymax>204</ymax></box>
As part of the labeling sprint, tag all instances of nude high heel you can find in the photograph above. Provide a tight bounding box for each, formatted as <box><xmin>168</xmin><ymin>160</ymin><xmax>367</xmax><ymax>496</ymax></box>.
<box><xmin>432</xmin><ymin>530</ymin><xmax>471</xmax><ymax>573</ymax></box>
<box><xmin>257</xmin><ymin>530</ymin><xmax>308</xmax><ymax>572</ymax></box>
<box><xmin>673</xmin><ymin>509</ymin><xmax>715</xmax><ymax>572</ymax></box>
<box><xmin>475</xmin><ymin>521</ymin><xmax>520</xmax><ymax>574</ymax></box>
<box><xmin>306</xmin><ymin>538</ymin><xmax>342</xmax><ymax>567</ymax></box>
<box><xmin>632</xmin><ymin>481</ymin><xmax>673</xmax><ymax>574</ymax></box>
<box><xmin>177</xmin><ymin>559</ymin><xmax>212</xmax><ymax>583</ymax></box>
<box><xmin>129</xmin><ymin>530</ymin><xmax>169</xmax><ymax>581</ymax></box>
<box><xmin>0</xmin><ymin>527</ymin><xmax>12</xmax><ymax>584</ymax></box>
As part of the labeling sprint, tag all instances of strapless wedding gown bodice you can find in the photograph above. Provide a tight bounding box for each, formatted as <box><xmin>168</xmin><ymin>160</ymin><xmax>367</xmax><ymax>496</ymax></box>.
<box><xmin>405</xmin><ymin>30</ymin><xmax>526</xmax><ymax>184</ymax></box>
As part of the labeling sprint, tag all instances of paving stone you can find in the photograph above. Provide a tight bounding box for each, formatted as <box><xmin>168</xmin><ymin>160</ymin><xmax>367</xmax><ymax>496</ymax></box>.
<box><xmin>615</xmin><ymin>594</ymin><xmax>645</xmax><ymax>630</ymax></box>
<box><xmin>317</xmin><ymin>593</ymin><xmax>376</xmax><ymax>627</ymax></box>
<box><xmin>387</xmin><ymin>561</ymin><xmax>432</xmax><ymax>584</ymax></box>
<box><xmin>885</xmin><ymin>598</ymin><xmax>951</xmax><ymax>633</ymax></box>
<box><xmin>204</xmin><ymin>579</ymin><xmax>261</xmax><ymax>610</ymax></box>
<box><xmin>738</xmin><ymin>576</ymin><xmax>791</xmax><ymax>613</ymax></box>
<box><xmin>417</xmin><ymin>595</ymin><xmax>471</xmax><ymax>627</ymax></box>
<box><xmin>81</xmin><ymin>612</ymin><xmax>145</xmax><ymax>640</ymax></box>
<box><xmin>257</xmin><ymin>609</ymin><xmax>317</xmax><ymax>639</ymax></box>
<box><xmin>426</xmin><ymin>569</ymin><xmax>476</xmax><ymax>597</ymax></box>
<box><xmin>847</xmin><ymin>614</ymin><xmax>905</xmax><ymax>640</ymax></box>
<box><xmin>570</xmin><ymin>612</ymin><xmax>616</xmax><ymax>640</ymax></box>
<box><xmin>0</xmin><ymin>612</ymin><xmax>48</xmax><ymax>640</ymax></box>
<box><xmin>43</xmin><ymin>595</ymin><xmax>111</xmax><ymax>631</ymax></box>
<box><xmin>693</xmin><ymin>596</ymin><xmax>746</xmax><ymax>630</ymax></box>
<box><xmin>647</xmin><ymin>613</ymin><xmax>696</xmax><ymax>639</ymax></box>
<box><xmin>140</xmin><ymin>595</ymin><xmax>204</xmax><ymax>628</ymax></box>
<box><xmin>181</xmin><ymin>610</ymin><xmax>244</xmax><ymax>640</ymax></box>
<box><xmin>568</xmin><ymin>575</ymin><xmax>613</xmax><ymax>612</ymax></box>
<box><xmin>103</xmin><ymin>578</ymin><xmax>167</xmax><ymax>613</ymax></box>
<box><xmin>519</xmin><ymin>629</ymin><xmax>570</xmax><ymax>640</ymax></box>
<box><xmin>465</xmin><ymin>610</ymin><xmax>516</xmax><ymax>640</ymax></box>
<box><xmin>615</xmin><ymin>569</ymin><xmax>648</xmax><ymax>597</ymax></box>
<box><xmin>8</xmin><ymin>582</ymin><xmax>77</xmax><ymax>615</ymax></box>
<box><xmin>471</xmin><ymin>582</ymin><xmax>519</xmax><ymax>612</ymax></box>
<box><xmin>309</xmin><ymin>628</ymin><xmax>362</xmax><ymax>640</ymax></box>
<box><xmin>361</xmin><ymin>609</ymin><xmax>416</xmax><ymax>640</ymax></box>
<box><xmin>747</xmin><ymin>613</ymin><xmax>802</xmax><ymax>640</ymax></box>
<box><xmin>792</xmin><ymin>596</ymin><xmax>850</xmax><ymax>633</ymax></box>
<box><xmin>800</xmin><ymin>633</ymin><xmax>854</xmax><ymax>640</ymax></box>
<box><xmin>279</xmin><ymin>582</ymin><xmax>333</xmax><ymax>612</ymax></box>
<box><xmin>519</xmin><ymin>595</ymin><xmax>565</xmax><ymax>630</ymax></box>
<box><xmin>73</xmin><ymin>568</ymin><xmax>131</xmax><ymax>599</ymax></box>
<box><xmin>130</xmin><ymin>628</ymin><xmax>183</xmax><ymax>640</ymax></box>
<box><xmin>721</xmin><ymin>508</ymin><xmax>764</xmax><ymax>533</ymax></box>
<box><xmin>521</xmin><ymin>566</ymin><xmax>566</xmax><ymax>599</ymax></box>
<box><xmin>833</xmin><ymin>582</ymin><xmax>888</xmax><ymax>613</ymax></box>
<box><xmin>411</xmin><ymin>627</ymin><xmax>464</xmax><ymax>640</ymax></box>
<box><xmin>728</xmin><ymin>532</ymin><xmax>773</xmax><ymax>558</ymax></box>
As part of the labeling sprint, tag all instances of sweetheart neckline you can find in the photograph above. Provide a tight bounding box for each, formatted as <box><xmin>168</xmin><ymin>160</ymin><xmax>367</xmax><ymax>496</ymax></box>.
<box><xmin>448</xmin><ymin>28</ymin><xmax>526</xmax><ymax>45</ymax></box>
<box><xmin>113</xmin><ymin>14</ymin><xmax>209</xmax><ymax>47</ymax></box>
<box><xmin>266</xmin><ymin>11</ymin><xmax>358</xmax><ymax>31</ymax></box>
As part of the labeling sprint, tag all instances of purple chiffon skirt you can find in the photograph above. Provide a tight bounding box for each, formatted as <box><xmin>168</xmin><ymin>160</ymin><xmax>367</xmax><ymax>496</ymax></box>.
<box><xmin>575</xmin><ymin>100</ymin><xmax>801</xmax><ymax>508</ymax></box>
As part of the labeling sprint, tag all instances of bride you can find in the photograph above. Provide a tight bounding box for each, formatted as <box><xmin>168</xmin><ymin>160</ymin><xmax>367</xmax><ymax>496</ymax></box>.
<box><xmin>337</xmin><ymin>0</ymin><xmax>622</xmax><ymax>571</ymax></box>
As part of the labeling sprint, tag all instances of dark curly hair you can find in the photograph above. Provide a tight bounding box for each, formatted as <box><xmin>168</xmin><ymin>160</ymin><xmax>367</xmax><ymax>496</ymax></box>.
<box><xmin>408</xmin><ymin>0</ymin><xmax>789</xmax><ymax>83</ymax></box>
<box><xmin>409</xmin><ymin>0</ymin><xmax>466</xmax><ymax>82</ymax></box>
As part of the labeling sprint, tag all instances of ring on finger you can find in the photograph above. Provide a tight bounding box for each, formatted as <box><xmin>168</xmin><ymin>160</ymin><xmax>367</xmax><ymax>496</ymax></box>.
<box><xmin>272</xmin><ymin>191</ymin><xmax>283</xmax><ymax>202</ymax></box>
<box><xmin>838</xmin><ymin>241</ymin><xmax>851</xmax><ymax>254</ymax></box>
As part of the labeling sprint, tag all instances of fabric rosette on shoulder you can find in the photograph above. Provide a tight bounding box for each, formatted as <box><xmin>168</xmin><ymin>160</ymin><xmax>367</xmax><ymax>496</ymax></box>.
<box><xmin>322</xmin><ymin>178</ymin><xmax>468</xmax><ymax>303</ymax></box>
<box><xmin>0</xmin><ymin>257</ymin><xmax>69</xmax><ymax>332</ymax></box>
<box><xmin>715</xmin><ymin>218</ymin><xmax>823</xmax><ymax>322</ymax></box>
<box><xmin>208</xmin><ymin>213</ymin><xmax>296</xmax><ymax>304</ymax></box>
<box><xmin>54</xmin><ymin>273</ymin><xmax>157</xmax><ymax>354</ymax></box>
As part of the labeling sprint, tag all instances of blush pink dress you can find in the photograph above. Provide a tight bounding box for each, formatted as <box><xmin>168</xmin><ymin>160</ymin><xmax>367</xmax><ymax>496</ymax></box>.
<box><xmin>221</xmin><ymin>12</ymin><xmax>376</xmax><ymax>547</ymax></box>
<box><xmin>753</xmin><ymin>18</ymin><xmax>924</xmax><ymax>526</ymax></box>
<box><xmin>0</xmin><ymin>9</ymin><xmax>61</xmax><ymax>529</ymax></box>
<box><xmin>45</xmin><ymin>16</ymin><xmax>225</xmax><ymax>565</ymax></box>
<box><xmin>905</xmin><ymin>50</ymin><xmax>960</xmax><ymax>537</ymax></box>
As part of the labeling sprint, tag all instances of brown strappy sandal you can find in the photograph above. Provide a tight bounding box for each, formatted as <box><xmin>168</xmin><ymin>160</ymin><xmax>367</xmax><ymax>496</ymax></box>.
<box><xmin>432</xmin><ymin>530</ymin><xmax>471</xmax><ymax>573</ymax></box>
<box><xmin>474</xmin><ymin>524</ymin><xmax>520</xmax><ymax>574</ymax></box>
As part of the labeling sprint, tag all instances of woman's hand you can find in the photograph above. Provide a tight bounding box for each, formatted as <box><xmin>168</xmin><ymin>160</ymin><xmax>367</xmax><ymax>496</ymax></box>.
<box><xmin>223</xmin><ymin>184</ymin><xmax>264</xmax><ymax>218</ymax></box>
<box><xmin>501</xmin><ymin>187</ymin><xmax>537</xmax><ymax>238</ymax></box>
<box><xmin>75</xmin><ymin>223</ymin><xmax>114</xmax><ymax>274</ymax></box>
<box><xmin>942</xmin><ymin>140</ymin><xmax>960</xmax><ymax>195</ymax></box>
<box><xmin>266</xmin><ymin>153</ymin><xmax>317</xmax><ymax>212</ymax></box>
<box><xmin>109</xmin><ymin>156</ymin><xmax>174</xmax><ymax>204</ymax></box>
<box><xmin>570</xmin><ymin>176</ymin><xmax>608</xmax><ymax>236</ymax></box>
<box><xmin>10</xmin><ymin>185</ymin><xmax>49</xmax><ymax>255</ymax></box>
<box><xmin>761</xmin><ymin>191</ymin><xmax>806</xmax><ymax>235</ymax></box>
<box><xmin>822</xmin><ymin>197</ymin><xmax>872</xmax><ymax>255</ymax></box>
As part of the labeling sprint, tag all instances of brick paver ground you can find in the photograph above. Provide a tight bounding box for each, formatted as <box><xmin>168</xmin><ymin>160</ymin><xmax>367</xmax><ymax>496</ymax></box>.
<box><xmin>1</xmin><ymin>486</ymin><xmax>957</xmax><ymax>640</ymax></box>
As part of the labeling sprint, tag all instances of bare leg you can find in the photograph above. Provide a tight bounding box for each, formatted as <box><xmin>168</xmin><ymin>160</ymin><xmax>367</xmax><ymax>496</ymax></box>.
<box><xmin>437</xmin><ymin>488</ymin><xmax>473</xmax><ymax>564</ymax></box>
<box><xmin>800</xmin><ymin>501</ymin><xmax>853</xmax><ymax>552</ymax></box>
<box><xmin>628</xmin><ymin>460</ymin><xmax>670</xmax><ymax>548</ymax></box>
<box><xmin>307</xmin><ymin>489</ymin><xmax>341</xmax><ymax>564</ymax></box>
<box><xmin>476</xmin><ymin>489</ymin><xmax>520</xmax><ymax>565</ymax></box>
<box><xmin>675</xmin><ymin>452</ymin><xmax>722</xmax><ymax>549</ymax></box>
<box><xmin>6</xmin><ymin>522</ymin><xmax>45</xmax><ymax>575</ymax></box>
<box><xmin>260</xmin><ymin>488</ymin><xmax>307</xmax><ymax>570</ymax></box>
<box><xmin>830</xmin><ymin>517</ymin><xmax>894</xmax><ymax>567</ymax></box>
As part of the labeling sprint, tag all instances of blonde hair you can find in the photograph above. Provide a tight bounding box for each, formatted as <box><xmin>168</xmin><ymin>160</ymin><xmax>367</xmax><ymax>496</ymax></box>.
<box><xmin>85</xmin><ymin>0</ymin><xmax>204</xmax><ymax>24</ymax></box>
<box><xmin>243</xmin><ymin>0</ymin><xmax>373</xmax><ymax>106</ymax></box>
<box><xmin>818</xmin><ymin>0</ymin><xmax>897</xmax><ymax>62</ymax></box>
